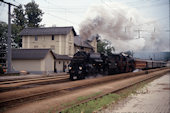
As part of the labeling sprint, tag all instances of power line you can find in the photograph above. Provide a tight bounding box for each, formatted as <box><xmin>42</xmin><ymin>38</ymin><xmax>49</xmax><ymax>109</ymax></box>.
<box><xmin>0</xmin><ymin>0</ymin><xmax>18</xmax><ymax>7</ymax></box>
<box><xmin>46</xmin><ymin>12</ymin><xmax>77</xmax><ymax>25</ymax></box>
<box><xmin>102</xmin><ymin>0</ymin><xmax>168</xmax><ymax>28</ymax></box>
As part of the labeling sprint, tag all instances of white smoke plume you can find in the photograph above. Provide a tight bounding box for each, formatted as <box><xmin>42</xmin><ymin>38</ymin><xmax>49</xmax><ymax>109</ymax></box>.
<box><xmin>79</xmin><ymin>2</ymin><xmax>162</xmax><ymax>52</ymax></box>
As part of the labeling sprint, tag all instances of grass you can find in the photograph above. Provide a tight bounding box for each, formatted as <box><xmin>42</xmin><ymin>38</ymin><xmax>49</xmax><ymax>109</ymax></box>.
<box><xmin>77</xmin><ymin>92</ymin><xmax>102</xmax><ymax>101</ymax></box>
<box><xmin>61</xmin><ymin>93</ymin><xmax>120</xmax><ymax>113</ymax></box>
<box><xmin>60</xmin><ymin>77</ymin><xmax>157</xmax><ymax>113</ymax></box>
<box><xmin>61</xmin><ymin>92</ymin><xmax>102</xmax><ymax>108</ymax></box>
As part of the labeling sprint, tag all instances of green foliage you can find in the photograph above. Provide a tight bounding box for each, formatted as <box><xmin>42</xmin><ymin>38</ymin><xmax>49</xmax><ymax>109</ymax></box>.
<box><xmin>0</xmin><ymin>22</ymin><xmax>21</xmax><ymax>48</ymax></box>
<box><xmin>0</xmin><ymin>21</ymin><xmax>7</xmax><ymax>43</ymax></box>
<box><xmin>11</xmin><ymin>24</ymin><xmax>22</xmax><ymax>47</ymax></box>
<box><xmin>12</xmin><ymin>1</ymin><xmax>44</xmax><ymax>28</ymax></box>
<box><xmin>12</xmin><ymin>4</ymin><xmax>26</xmax><ymax>29</ymax></box>
<box><xmin>12</xmin><ymin>4</ymin><xmax>25</xmax><ymax>47</ymax></box>
<box><xmin>9</xmin><ymin>1</ymin><xmax>44</xmax><ymax>47</ymax></box>
<box><xmin>25</xmin><ymin>1</ymin><xmax>44</xmax><ymax>27</ymax></box>
<box><xmin>97</xmin><ymin>39</ymin><xmax>115</xmax><ymax>55</ymax></box>
<box><xmin>61</xmin><ymin>92</ymin><xmax>102</xmax><ymax>108</ymax></box>
<box><xmin>62</xmin><ymin>93</ymin><xmax>120</xmax><ymax>113</ymax></box>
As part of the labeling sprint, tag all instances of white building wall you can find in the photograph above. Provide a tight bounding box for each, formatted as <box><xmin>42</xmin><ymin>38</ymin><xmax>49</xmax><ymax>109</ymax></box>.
<box><xmin>12</xmin><ymin>60</ymin><xmax>42</xmax><ymax>73</ymax></box>
<box><xmin>55</xmin><ymin>60</ymin><xmax>70</xmax><ymax>73</ymax></box>
<box><xmin>12</xmin><ymin>52</ymin><xmax>54</xmax><ymax>74</ymax></box>
<box><xmin>22</xmin><ymin>31</ymin><xmax>75</xmax><ymax>56</ymax></box>
<box><xmin>44</xmin><ymin>51</ymin><xmax>54</xmax><ymax>73</ymax></box>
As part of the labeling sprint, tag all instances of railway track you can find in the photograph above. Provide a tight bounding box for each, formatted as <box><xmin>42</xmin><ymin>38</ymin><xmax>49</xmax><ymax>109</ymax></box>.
<box><xmin>0</xmin><ymin>68</ymin><xmax>168</xmax><ymax>110</ymax></box>
<box><xmin>58</xmin><ymin>69</ymin><xmax>170</xmax><ymax>112</ymax></box>
<box><xmin>0</xmin><ymin>74</ymin><xmax>69</xmax><ymax>84</ymax></box>
<box><xmin>0</xmin><ymin>75</ymin><xmax>69</xmax><ymax>92</ymax></box>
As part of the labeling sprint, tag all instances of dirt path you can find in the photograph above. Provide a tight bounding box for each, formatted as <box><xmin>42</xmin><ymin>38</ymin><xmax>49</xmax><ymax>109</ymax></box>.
<box><xmin>3</xmin><ymin>69</ymin><xmax>169</xmax><ymax>113</ymax></box>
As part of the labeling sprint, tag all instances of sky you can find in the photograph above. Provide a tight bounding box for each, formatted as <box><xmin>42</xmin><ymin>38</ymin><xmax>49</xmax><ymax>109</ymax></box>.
<box><xmin>0</xmin><ymin>0</ymin><xmax>169</xmax><ymax>52</ymax></box>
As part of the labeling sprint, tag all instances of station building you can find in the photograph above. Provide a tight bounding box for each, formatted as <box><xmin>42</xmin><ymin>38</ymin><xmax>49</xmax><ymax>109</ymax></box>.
<box><xmin>11</xmin><ymin>26</ymin><xmax>97</xmax><ymax>74</ymax></box>
<box><xmin>12</xmin><ymin>49</ymin><xmax>55</xmax><ymax>74</ymax></box>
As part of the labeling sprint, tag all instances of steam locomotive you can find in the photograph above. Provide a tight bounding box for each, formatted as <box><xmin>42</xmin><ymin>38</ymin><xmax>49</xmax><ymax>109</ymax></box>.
<box><xmin>68</xmin><ymin>51</ymin><xmax>167</xmax><ymax>80</ymax></box>
<box><xmin>68</xmin><ymin>51</ymin><xmax>135</xmax><ymax>80</ymax></box>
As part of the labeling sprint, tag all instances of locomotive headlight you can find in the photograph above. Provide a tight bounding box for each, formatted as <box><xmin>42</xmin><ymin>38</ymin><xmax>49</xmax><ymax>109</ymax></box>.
<box><xmin>79</xmin><ymin>66</ymin><xmax>82</xmax><ymax>70</ymax></box>
<box><xmin>69</xmin><ymin>66</ymin><xmax>72</xmax><ymax>70</ymax></box>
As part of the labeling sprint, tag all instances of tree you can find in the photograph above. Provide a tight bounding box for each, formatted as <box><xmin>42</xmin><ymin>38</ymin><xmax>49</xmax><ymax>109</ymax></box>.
<box><xmin>11</xmin><ymin>24</ymin><xmax>22</xmax><ymax>47</ymax></box>
<box><xmin>25</xmin><ymin>1</ymin><xmax>43</xmax><ymax>27</ymax></box>
<box><xmin>0</xmin><ymin>21</ymin><xmax>8</xmax><ymax>47</ymax></box>
<box><xmin>0</xmin><ymin>21</ymin><xmax>20</xmax><ymax>48</ymax></box>
<box><xmin>97</xmin><ymin>39</ymin><xmax>115</xmax><ymax>55</ymax></box>
<box><xmin>12</xmin><ymin>4</ymin><xmax>26</xmax><ymax>29</ymax></box>
<box><xmin>12</xmin><ymin>5</ymin><xmax>25</xmax><ymax>48</ymax></box>
<box><xmin>11</xmin><ymin>1</ymin><xmax>44</xmax><ymax>47</ymax></box>
<box><xmin>0</xmin><ymin>21</ymin><xmax>7</xmax><ymax>41</ymax></box>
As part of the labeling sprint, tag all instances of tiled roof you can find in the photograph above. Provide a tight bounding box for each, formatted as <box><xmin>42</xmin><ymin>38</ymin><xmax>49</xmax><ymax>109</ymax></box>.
<box><xmin>12</xmin><ymin>49</ymin><xmax>54</xmax><ymax>60</ymax></box>
<box><xmin>19</xmin><ymin>26</ymin><xmax>77</xmax><ymax>36</ymax></box>
<box><xmin>74</xmin><ymin>35</ymin><xmax>93</xmax><ymax>49</ymax></box>
<box><xmin>12</xmin><ymin>49</ymin><xmax>71</xmax><ymax>60</ymax></box>
<box><xmin>54</xmin><ymin>53</ymin><xmax>71</xmax><ymax>60</ymax></box>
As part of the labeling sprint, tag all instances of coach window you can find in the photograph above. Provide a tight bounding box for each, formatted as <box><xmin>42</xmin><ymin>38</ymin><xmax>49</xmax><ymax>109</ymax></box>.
<box><xmin>35</xmin><ymin>36</ymin><xmax>38</xmax><ymax>41</ymax></box>
<box><xmin>52</xmin><ymin>35</ymin><xmax>54</xmax><ymax>40</ymax></box>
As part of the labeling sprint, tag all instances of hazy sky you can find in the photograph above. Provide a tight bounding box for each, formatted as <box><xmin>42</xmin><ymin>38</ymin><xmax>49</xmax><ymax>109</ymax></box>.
<box><xmin>0</xmin><ymin>0</ymin><xmax>169</xmax><ymax>32</ymax></box>
<box><xmin>0</xmin><ymin>0</ymin><xmax>169</xmax><ymax>52</ymax></box>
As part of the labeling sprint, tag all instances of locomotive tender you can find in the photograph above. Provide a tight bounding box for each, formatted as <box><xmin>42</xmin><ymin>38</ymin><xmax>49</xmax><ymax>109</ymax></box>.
<box><xmin>68</xmin><ymin>51</ymin><xmax>167</xmax><ymax>80</ymax></box>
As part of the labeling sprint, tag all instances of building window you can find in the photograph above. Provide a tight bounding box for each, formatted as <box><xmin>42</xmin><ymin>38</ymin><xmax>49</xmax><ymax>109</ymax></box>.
<box><xmin>59</xmin><ymin>61</ymin><xmax>60</xmax><ymax>64</ymax></box>
<box><xmin>34</xmin><ymin>45</ymin><xmax>38</xmax><ymax>48</ymax></box>
<box><xmin>52</xmin><ymin>35</ymin><xmax>54</xmax><ymax>40</ymax></box>
<box><xmin>35</xmin><ymin>36</ymin><xmax>38</xmax><ymax>41</ymax></box>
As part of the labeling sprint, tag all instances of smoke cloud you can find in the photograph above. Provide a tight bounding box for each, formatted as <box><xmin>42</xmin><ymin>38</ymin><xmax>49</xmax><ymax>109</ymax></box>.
<box><xmin>79</xmin><ymin>2</ymin><xmax>165</xmax><ymax>52</ymax></box>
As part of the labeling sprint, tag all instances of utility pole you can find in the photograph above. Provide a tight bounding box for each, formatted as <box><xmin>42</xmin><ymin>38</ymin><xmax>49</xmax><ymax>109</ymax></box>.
<box><xmin>0</xmin><ymin>0</ymin><xmax>18</xmax><ymax>73</ymax></box>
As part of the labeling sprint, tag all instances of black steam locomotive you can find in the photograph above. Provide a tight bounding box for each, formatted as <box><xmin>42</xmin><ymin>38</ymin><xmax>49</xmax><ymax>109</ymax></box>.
<box><xmin>68</xmin><ymin>51</ymin><xmax>135</xmax><ymax>80</ymax></box>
